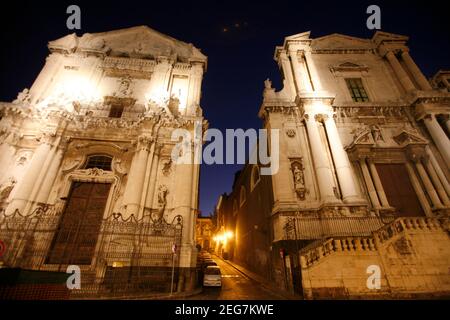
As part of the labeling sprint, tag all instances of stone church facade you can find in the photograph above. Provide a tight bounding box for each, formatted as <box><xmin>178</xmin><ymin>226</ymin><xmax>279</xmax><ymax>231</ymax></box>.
<box><xmin>0</xmin><ymin>26</ymin><xmax>207</xmax><ymax>296</ymax></box>
<box><xmin>215</xmin><ymin>31</ymin><xmax>450</xmax><ymax>298</ymax></box>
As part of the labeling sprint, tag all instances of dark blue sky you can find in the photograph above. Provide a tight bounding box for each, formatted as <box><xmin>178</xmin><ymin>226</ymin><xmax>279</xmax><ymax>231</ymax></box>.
<box><xmin>0</xmin><ymin>1</ymin><xmax>448</xmax><ymax>216</ymax></box>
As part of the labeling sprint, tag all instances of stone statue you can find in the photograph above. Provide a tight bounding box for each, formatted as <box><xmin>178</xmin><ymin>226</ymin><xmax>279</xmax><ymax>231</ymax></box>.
<box><xmin>0</xmin><ymin>177</ymin><xmax>17</xmax><ymax>204</ymax></box>
<box><xmin>153</xmin><ymin>185</ymin><xmax>168</xmax><ymax>222</ymax></box>
<box><xmin>13</xmin><ymin>89</ymin><xmax>31</xmax><ymax>104</ymax></box>
<box><xmin>370</xmin><ymin>125</ymin><xmax>384</xmax><ymax>142</ymax></box>
<box><xmin>264</xmin><ymin>78</ymin><xmax>272</xmax><ymax>89</ymax></box>
<box><xmin>293</xmin><ymin>164</ymin><xmax>304</xmax><ymax>187</ymax></box>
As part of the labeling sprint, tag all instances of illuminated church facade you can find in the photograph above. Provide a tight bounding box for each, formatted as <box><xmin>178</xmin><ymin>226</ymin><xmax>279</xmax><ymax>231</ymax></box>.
<box><xmin>215</xmin><ymin>31</ymin><xmax>450</xmax><ymax>298</ymax></box>
<box><xmin>0</xmin><ymin>26</ymin><xmax>206</xmax><ymax>295</ymax></box>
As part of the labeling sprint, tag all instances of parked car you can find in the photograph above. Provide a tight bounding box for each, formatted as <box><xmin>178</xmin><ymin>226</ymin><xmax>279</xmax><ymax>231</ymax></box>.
<box><xmin>203</xmin><ymin>266</ymin><xmax>222</xmax><ymax>287</ymax></box>
<box><xmin>202</xmin><ymin>259</ymin><xmax>217</xmax><ymax>269</ymax></box>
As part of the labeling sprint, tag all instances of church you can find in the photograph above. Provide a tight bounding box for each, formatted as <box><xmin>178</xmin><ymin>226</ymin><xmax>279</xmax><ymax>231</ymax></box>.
<box><xmin>0</xmin><ymin>26</ymin><xmax>207</xmax><ymax>297</ymax></box>
<box><xmin>213</xmin><ymin>31</ymin><xmax>450</xmax><ymax>299</ymax></box>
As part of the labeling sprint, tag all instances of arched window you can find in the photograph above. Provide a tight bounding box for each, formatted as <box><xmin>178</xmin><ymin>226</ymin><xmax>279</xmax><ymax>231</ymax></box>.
<box><xmin>250</xmin><ymin>165</ymin><xmax>260</xmax><ymax>191</ymax></box>
<box><xmin>240</xmin><ymin>186</ymin><xmax>246</xmax><ymax>206</ymax></box>
<box><xmin>84</xmin><ymin>155</ymin><xmax>113</xmax><ymax>171</ymax></box>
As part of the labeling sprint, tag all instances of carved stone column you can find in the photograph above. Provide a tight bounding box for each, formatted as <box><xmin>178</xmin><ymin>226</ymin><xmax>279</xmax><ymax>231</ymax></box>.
<box><xmin>145</xmin><ymin>142</ymin><xmax>162</xmax><ymax>209</ymax></box>
<box><xmin>400</xmin><ymin>51</ymin><xmax>432</xmax><ymax>91</ymax></box>
<box><xmin>122</xmin><ymin>135</ymin><xmax>152</xmax><ymax>218</ymax></box>
<box><xmin>424</xmin><ymin>157</ymin><xmax>449</xmax><ymax>206</ymax></box>
<box><xmin>35</xmin><ymin>137</ymin><xmax>69</xmax><ymax>204</ymax></box>
<box><xmin>147</xmin><ymin>57</ymin><xmax>173</xmax><ymax>103</ymax></box>
<box><xmin>405</xmin><ymin>161</ymin><xmax>433</xmax><ymax>217</ymax></box>
<box><xmin>359</xmin><ymin>158</ymin><xmax>381</xmax><ymax>208</ymax></box>
<box><xmin>385</xmin><ymin>51</ymin><xmax>416</xmax><ymax>92</ymax></box>
<box><xmin>29</xmin><ymin>53</ymin><xmax>63</xmax><ymax>105</ymax></box>
<box><xmin>426</xmin><ymin>147</ymin><xmax>450</xmax><ymax>196</ymax></box>
<box><xmin>7</xmin><ymin>133</ymin><xmax>55</xmax><ymax>214</ymax></box>
<box><xmin>367</xmin><ymin>160</ymin><xmax>390</xmax><ymax>208</ymax></box>
<box><xmin>423</xmin><ymin>114</ymin><xmax>450</xmax><ymax>168</ymax></box>
<box><xmin>304</xmin><ymin>114</ymin><xmax>338</xmax><ymax>204</ymax></box>
<box><xmin>303</xmin><ymin>50</ymin><xmax>322</xmax><ymax>91</ymax></box>
<box><xmin>0</xmin><ymin>132</ymin><xmax>20</xmax><ymax>180</ymax></box>
<box><xmin>288</xmin><ymin>49</ymin><xmax>311</xmax><ymax>93</ymax></box>
<box><xmin>415</xmin><ymin>160</ymin><xmax>444</xmax><ymax>209</ymax></box>
<box><xmin>186</xmin><ymin>62</ymin><xmax>204</xmax><ymax>113</ymax></box>
<box><xmin>323</xmin><ymin>114</ymin><xmax>364</xmax><ymax>204</ymax></box>
<box><xmin>278</xmin><ymin>50</ymin><xmax>296</xmax><ymax>96</ymax></box>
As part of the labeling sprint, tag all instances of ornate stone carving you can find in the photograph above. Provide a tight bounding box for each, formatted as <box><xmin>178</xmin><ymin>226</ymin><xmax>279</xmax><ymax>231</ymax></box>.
<box><xmin>36</xmin><ymin>131</ymin><xmax>57</xmax><ymax>146</ymax></box>
<box><xmin>0</xmin><ymin>177</ymin><xmax>17</xmax><ymax>204</ymax></box>
<box><xmin>393</xmin><ymin>129</ymin><xmax>428</xmax><ymax>146</ymax></box>
<box><xmin>392</xmin><ymin>237</ymin><xmax>414</xmax><ymax>255</ymax></box>
<box><xmin>12</xmin><ymin>89</ymin><xmax>31</xmax><ymax>105</ymax></box>
<box><xmin>62</xmin><ymin>156</ymin><xmax>83</xmax><ymax>173</ymax></box>
<box><xmin>351</xmin><ymin>126</ymin><xmax>374</xmax><ymax>145</ymax></box>
<box><xmin>78</xmin><ymin>168</ymin><xmax>110</xmax><ymax>176</ymax></box>
<box><xmin>161</xmin><ymin>158</ymin><xmax>172</xmax><ymax>176</ymax></box>
<box><xmin>114</xmin><ymin>76</ymin><xmax>134</xmax><ymax>98</ymax></box>
<box><xmin>370</xmin><ymin>125</ymin><xmax>384</xmax><ymax>143</ymax></box>
<box><xmin>285</xmin><ymin>129</ymin><xmax>296</xmax><ymax>138</ymax></box>
<box><xmin>290</xmin><ymin>158</ymin><xmax>308</xmax><ymax>200</ymax></box>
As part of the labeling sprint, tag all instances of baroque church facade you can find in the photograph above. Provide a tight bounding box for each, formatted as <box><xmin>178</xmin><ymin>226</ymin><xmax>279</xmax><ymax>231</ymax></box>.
<box><xmin>214</xmin><ymin>31</ymin><xmax>450</xmax><ymax>298</ymax></box>
<box><xmin>0</xmin><ymin>26</ymin><xmax>207</xmax><ymax>296</ymax></box>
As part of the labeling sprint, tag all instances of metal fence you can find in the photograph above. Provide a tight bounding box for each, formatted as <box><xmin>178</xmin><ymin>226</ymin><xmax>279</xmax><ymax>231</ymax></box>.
<box><xmin>0</xmin><ymin>205</ymin><xmax>183</xmax><ymax>299</ymax></box>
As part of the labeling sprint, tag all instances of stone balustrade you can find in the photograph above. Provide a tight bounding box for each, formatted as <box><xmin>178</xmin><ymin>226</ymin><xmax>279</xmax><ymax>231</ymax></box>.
<box><xmin>300</xmin><ymin>217</ymin><xmax>443</xmax><ymax>269</ymax></box>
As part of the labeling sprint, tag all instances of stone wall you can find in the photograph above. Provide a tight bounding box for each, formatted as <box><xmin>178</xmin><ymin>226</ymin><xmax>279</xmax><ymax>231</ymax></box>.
<box><xmin>300</xmin><ymin>217</ymin><xmax>450</xmax><ymax>299</ymax></box>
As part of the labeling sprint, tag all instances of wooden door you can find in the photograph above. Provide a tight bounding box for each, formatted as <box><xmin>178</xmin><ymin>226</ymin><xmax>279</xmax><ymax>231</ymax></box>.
<box><xmin>375</xmin><ymin>163</ymin><xmax>424</xmax><ymax>217</ymax></box>
<box><xmin>47</xmin><ymin>182</ymin><xmax>111</xmax><ymax>265</ymax></box>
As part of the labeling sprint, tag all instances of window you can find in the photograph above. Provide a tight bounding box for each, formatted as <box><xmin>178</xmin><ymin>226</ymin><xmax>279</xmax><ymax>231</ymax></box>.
<box><xmin>250</xmin><ymin>165</ymin><xmax>261</xmax><ymax>191</ymax></box>
<box><xmin>109</xmin><ymin>104</ymin><xmax>124</xmax><ymax>118</ymax></box>
<box><xmin>345</xmin><ymin>78</ymin><xmax>369</xmax><ymax>102</ymax></box>
<box><xmin>240</xmin><ymin>186</ymin><xmax>246</xmax><ymax>206</ymax></box>
<box><xmin>85</xmin><ymin>155</ymin><xmax>113</xmax><ymax>171</ymax></box>
<box><xmin>233</xmin><ymin>200</ymin><xmax>238</xmax><ymax>215</ymax></box>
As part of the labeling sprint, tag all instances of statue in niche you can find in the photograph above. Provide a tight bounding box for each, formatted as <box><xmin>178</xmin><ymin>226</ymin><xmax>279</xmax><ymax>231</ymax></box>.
<box><xmin>162</xmin><ymin>159</ymin><xmax>172</xmax><ymax>176</ymax></box>
<box><xmin>293</xmin><ymin>163</ymin><xmax>304</xmax><ymax>187</ymax></box>
<box><xmin>291</xmin><ymin>159</ymin><xmax>307</xmax><ymax>200</ymax></box>
<box><xmin>153</xmin><ymin>185</ymin><xmax>168</xmax><ymax>223</ymax></box>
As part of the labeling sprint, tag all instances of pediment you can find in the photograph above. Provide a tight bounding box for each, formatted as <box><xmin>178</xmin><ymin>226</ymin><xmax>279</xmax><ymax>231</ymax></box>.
<box><xmin>49</xmin><ymin>26</ymin><xmax>206</xmax><ymax>63</ymax></box>
<box><xmin>393</xmin><ymin>129</ymin><xmax>428</xmax><ymax>146</ymax></box>
<box><xmin>372</xmin><ymin>31</ymin><xmax>409</xmax><ymax>46</ymax></box>
<box><xmin>312</xmin><ymin>34</ymin><xmax>373</xmax><ymax>51</ymax></box>
<box><xmin>285</xmin><ymin>31</ymin><xmax>311</xmax><ymax>42</ymax></box>
<box><xmin>330</xmin><ymin>61</ymin><xmax>369</xmax><ymax>73</ymax></box>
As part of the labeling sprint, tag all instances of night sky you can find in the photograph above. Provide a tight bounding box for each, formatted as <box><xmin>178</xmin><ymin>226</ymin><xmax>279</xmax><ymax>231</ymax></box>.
<box><xmin>0</xmin><ymin>1</ymin><xmax>448</xmax><ymax>216</ymax></box>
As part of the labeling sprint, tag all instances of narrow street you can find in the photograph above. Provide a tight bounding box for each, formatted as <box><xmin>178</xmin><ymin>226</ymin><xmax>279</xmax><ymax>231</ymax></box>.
<box><xmin>188</xmin><ymin>256</ymin><xmax>288</xmax><ymax>300</ymax></box>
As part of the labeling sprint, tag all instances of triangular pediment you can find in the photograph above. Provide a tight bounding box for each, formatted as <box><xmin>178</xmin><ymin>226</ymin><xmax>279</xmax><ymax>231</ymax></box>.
<box><xmin>393</xmin><ymin>129</ymin><xmax>428</xmax><ymax>146</ymax></box>
<box><xmin>285</xmin><ymin>31</ymin><xmax>311</xmax><ymax>42</ymax></box>
<box><xmin>48</xmin><ymin>26</ymin><xmax>206</xmax><ymax>63</ymax></box>
<box><xmin>312</xmin><ymin>34</ymin><xmax>373</xmax><ymax>50</ymax></box>
<box><xmin>372</xmin><ymin>31</ymin><xmax>409</xmax><ymax>46</ymax></box>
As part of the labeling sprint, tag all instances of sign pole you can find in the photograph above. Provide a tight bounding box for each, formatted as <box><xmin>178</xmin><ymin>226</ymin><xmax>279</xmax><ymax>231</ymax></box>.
<box><xmin>170</xmin><ymin>243</ymin><xmax>177</xmax><ymax>296</ymax></box>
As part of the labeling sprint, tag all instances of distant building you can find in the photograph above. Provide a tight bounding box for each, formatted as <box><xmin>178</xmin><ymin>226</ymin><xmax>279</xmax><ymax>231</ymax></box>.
<box><xmin>215</xmin><ymin>31</ymin><xmax>450</xmax><ymax>299</ymax></box>
<box><xmin>195</xmin><ymin>216</ymin><xmax>213</xmax><ymax>251</ymax></box>
<box><xmin>0</xmin><ymin>26</ymin><xmax>207</xmax><ymax>297</ymax></box>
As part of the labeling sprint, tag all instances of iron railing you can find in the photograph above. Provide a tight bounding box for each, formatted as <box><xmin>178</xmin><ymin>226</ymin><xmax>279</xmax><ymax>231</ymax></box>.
<box><xmin>0</xmin><ymin>206</ymin><xmax>183</xmax><ymax>298</ymax></box>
